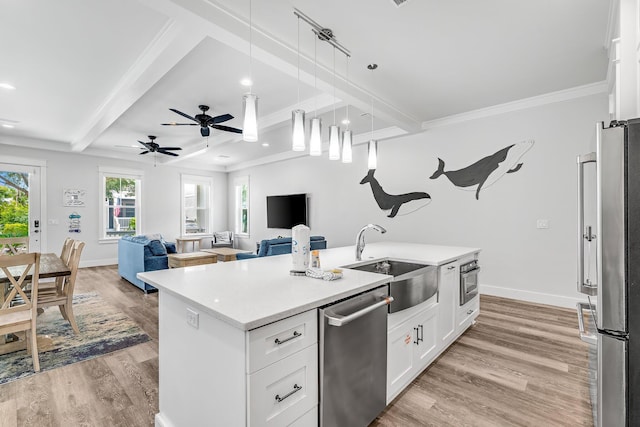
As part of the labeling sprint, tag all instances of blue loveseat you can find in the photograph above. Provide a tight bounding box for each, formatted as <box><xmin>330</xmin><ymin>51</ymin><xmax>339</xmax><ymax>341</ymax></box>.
<box><xmin>236</xmin><ymin>236</ymin><xmax>327</xmax><ymax>260</ymax></box>
<box><xmin>118</xmin><ymin>235</ymin><xmax>176</xmax><ymax>293</ymax></box>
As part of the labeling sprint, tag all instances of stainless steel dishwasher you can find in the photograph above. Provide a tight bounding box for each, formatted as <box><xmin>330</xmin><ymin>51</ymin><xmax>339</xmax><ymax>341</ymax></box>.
<box><xmin>319</xmin><ymin>285</ymin><xmax>392</xmax><ymax>427</ymax></box>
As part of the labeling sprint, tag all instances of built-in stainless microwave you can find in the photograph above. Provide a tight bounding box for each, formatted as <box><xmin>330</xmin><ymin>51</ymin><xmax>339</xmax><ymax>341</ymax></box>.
<box><xmin>460</xmin><ymin>260</ymin><xmax>480</xmax><ymax>306</ymax></box>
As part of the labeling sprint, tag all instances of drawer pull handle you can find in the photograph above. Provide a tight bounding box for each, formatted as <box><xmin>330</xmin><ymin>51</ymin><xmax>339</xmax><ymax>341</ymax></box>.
<box><xmin>275</xmin><ymin>384</ymin><xmax>302</xmax><ymax>403</ymax></box>
<box><xmin>274</xmin><ymin>331</ymin><xmax>301</xmax><ymax>345</ymax></box>
<box><xmin>447</xmin><ymin>266</ymin><xmax>456</xmax><ymax>270</ymax></box>
<box><xmin>467</xmin><ymin>309</ymin><xmax>474</xmax><ymax>315</ymax></box>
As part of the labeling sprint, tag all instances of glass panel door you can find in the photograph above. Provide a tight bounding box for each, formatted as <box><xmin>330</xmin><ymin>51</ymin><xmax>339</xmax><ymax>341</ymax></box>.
<box><xmin>0</xmin><ymin>163</ymin><xmax>41</xmax><ymax>252</ymax></box>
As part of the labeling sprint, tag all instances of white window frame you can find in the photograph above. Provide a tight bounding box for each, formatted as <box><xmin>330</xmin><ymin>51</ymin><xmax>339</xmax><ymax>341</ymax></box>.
<box><xmin>180</xmin><ymin>174</ymin><xmax>213</xmax><ymax>237</ymax></box>
<box><xmin>99</xmin><ymin>166</ymin><xmax>143</xmax><ymax>243</ymax></box>
<box><xmin>234</xmin><ymin>175</ymin><xmax>250</xmax><ymax>238</ymax></box>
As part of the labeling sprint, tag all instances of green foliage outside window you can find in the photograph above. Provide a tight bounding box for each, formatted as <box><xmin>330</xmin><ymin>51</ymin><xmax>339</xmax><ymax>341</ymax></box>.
<box><xmin>0</xmin><ymin>172</ymin><xmax>29</xmax><ymax>237</ymax></box>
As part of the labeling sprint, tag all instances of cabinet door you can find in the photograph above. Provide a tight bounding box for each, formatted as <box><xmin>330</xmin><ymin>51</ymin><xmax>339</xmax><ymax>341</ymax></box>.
<box><xmin>456</xmin><ymin>296</ymin><xmax>479</xmax><ymax>334</ymax></box>
<box><xmin>438</xmin><ymin>262</ymin><xmax>459</xmax><ymax>348</ymax></box>
<box><xmin>413</xmin><ymin>304</ymin><xmax>438</xmax><ymax>369</ymax></box>
<box><xmin>387</xmin><ymin>319</ymin><xmax>417</xmax><ymax>402</ymax></box>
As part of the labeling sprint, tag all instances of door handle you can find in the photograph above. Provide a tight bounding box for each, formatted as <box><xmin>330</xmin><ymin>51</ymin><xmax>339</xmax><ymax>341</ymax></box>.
<box><xmin>325</xmin><ymin>296</ymin><xmax>394</xmax><ymax>327</ymax></box>
<box><xmin>576</xmin><ymin>302</ymin><xmax>597</xmax><ymax>345</ymax></box>
<box><xmin>577</xmin><ymin>151</ymin><xmax>597</xmax><ymax>296</ymax></box>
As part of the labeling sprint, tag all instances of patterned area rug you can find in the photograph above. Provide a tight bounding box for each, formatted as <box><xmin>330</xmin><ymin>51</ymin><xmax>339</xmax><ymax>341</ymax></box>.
<box><xmin>0</xmin><ymin>292</ymin><xmax>150</xmax><ymax>385</ymax></box>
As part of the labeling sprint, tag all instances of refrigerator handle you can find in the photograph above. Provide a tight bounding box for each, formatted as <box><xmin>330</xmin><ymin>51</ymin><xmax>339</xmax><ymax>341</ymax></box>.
<box><xmin>576</xmin><ymin>302</ymin><xmax>597</xmax><ymax>345</ymax></box>
<box><xmin>577</xmin><ymin>152</ymin><xmax>597</xmax><ymax>296</ymax></box>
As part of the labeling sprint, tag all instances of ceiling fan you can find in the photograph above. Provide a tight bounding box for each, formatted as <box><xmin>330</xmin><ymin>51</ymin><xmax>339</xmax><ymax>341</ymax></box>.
<box><xmin>137</xmin><ymin>135</ymin><xmax>182</xmax><ymax>157</ymax></box>
<box><xmin>162</xmin><ymin>105</ymin><xmax>242</xmax><ymax>137</ymax></box>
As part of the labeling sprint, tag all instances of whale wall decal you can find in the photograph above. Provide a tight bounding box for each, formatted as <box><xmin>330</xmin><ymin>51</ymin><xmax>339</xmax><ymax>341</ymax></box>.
<box><xmin>360</xmin><ymin>169</ymin><xmax>431</xmax><ymax>218</ymax></box>
<box><xmin>429</xmin><ymin>140</ymin><xmax>534</xmax><ymax>200</ymax></box>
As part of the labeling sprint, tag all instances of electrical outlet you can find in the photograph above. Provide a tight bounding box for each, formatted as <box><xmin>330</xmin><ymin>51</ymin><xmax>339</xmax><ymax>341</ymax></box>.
<box><xmin>536</xmin><ymin>219</ymin><xmax>550</xmax><ymax>229</ymax></box>
<box><xmin>186</xmin><ymin>307</ymin><xmax>199</xmax><ymax>329</ymax></box>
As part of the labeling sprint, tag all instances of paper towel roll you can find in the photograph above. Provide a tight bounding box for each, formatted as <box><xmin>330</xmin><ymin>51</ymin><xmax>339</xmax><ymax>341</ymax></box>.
<box><xmin>291</xmin><ymin>224</ymin><xmax>310</xmax><ymax>272</ymax></box>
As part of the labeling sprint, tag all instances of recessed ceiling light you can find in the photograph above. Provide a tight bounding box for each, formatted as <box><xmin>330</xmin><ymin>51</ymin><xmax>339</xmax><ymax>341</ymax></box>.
<box><xmin>2</xmin><ymin>124</ymin><xmax>15</xmax><ymax>128</ymax></box>
<box><xmin>240</xmin><ymin>78</ymin><xmax>253</xmax><ymax>87</ymax></box>
<box><xmin>0</xmin><ymin>83</ymin><xmax>15</xmax><ymax>90</ymax></box>
<box><xmin>261</xmin><ymin>142</ymin><xmax>269</xmax><ymax>147</ymax></box>
<box><xmin>341</xmin><ymin>119</ymin><xmax>351</xmax><ymax>125</ymax></box>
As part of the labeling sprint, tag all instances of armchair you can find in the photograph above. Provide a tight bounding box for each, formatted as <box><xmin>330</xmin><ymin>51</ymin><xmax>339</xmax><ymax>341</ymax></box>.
<box><xmin>212</xmin><ymin>231</ymin><xmax>234</xmax><ymax>249</ymax></box>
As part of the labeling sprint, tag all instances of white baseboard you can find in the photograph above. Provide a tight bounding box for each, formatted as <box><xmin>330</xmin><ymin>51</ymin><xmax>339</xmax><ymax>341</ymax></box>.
<box><xmin>79</xmin><ymin>258</ymin><xmax>117</xmax><ymax>268</ymax></box>
<box><xmin>480</xmin><ymin>284</ymin><xmax>588</xmax><ymax>309</ymax></box>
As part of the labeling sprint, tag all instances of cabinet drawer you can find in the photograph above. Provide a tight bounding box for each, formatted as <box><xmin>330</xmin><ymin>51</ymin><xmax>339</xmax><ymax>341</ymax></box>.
<box><xmin>289</xmin><ymin>406</ymin><xmax>318</xmax><ymax>426</ymax></box>
<box><xmin>248</xmin><ymin>344</ymin><xmax>318</xmax><ymax>427</ymax></box>
<box><xmin>456</xmin><ymin>296</ymin><xmax>479</xmax><ymax>331</ymax></box>
<box><xmin>247</xmin><ymin>309</ymin><xmax>317</xmax><ymax>374</ymax></box>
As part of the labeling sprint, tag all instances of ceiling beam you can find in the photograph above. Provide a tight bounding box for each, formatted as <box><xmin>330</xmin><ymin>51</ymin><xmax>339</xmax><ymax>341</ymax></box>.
<box><xmin>142</xmin><ymin>0</ymin><xmax>422</xmax><ymax>134</ymax></box>
<box><xmin>70</xmin><ymin>20</ymin><xmax>207</xmax><ymax>152</ymax></box>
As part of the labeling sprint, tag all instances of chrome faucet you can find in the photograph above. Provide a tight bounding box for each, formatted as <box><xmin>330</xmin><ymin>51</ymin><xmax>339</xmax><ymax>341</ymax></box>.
<box><xmin>355</xmin><ymin>224</ymin><xmax>387</xmax><ymax>261</ymax></box>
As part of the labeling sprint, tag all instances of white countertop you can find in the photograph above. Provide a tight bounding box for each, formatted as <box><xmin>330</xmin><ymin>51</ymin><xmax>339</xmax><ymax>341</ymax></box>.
<box><xmin>138</xmin><ymin>242</ymin><xmax>480</xmax><ymax>331</ymax></box>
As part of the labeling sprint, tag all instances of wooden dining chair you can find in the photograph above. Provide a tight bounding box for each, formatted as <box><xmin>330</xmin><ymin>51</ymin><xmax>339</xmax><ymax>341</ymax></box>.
<box><xmin>0</xmin><ymin>237</ymin><xmax>29</xmax><ymax>256</ymax></box>
<box><xmin>37</xmin><ymin>241</ymin><xmax>85</xmax><ymax>334</ymax></box>
<box><xmin>0</xmin><ymin>252</ymin><xmax>41</xmax><ymax>372</ymax></box>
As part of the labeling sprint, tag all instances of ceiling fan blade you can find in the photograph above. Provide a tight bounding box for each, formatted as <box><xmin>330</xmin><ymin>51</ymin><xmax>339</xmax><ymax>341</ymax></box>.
<box><xmin>212</xmin><ymin>124</ymin><xmax>243</xmax><ymax>134</ymax></box>
<box><xmin>161</xmin><ymin>122</ymin><xmax>198</xmax><ymax>126</ymax></box>
<box><xmin>138</xmin><ymin>141</ymin><xmax>153</xmax><ymax>150</ymax></box>
<box><xmin>169</xmin><ymin>108</ymin><xmax>198</xmax><ymax>123</ymax></box>
<box><xmin>200</xmin><ymin>126</ymin><xmax>210</xmax><ymax>137</ymax></box>
<box><xmin>139</xmin><ymin>151</ymin><xmax>150</xmax><ymax>155</ymax></box>
<box><xmin>157</xmin><ymin>149</ymin><xmax>179</xmax><ymax>157</ymax></box>
<box><xmin>209</xmin><ymin>113</ymin><xmax>234</xmax><ymax>124</ymax></box>
<box><xmin>158</xmin><ymin>147</ymin><xmax>182</xmax><ymax>150</ymax></box>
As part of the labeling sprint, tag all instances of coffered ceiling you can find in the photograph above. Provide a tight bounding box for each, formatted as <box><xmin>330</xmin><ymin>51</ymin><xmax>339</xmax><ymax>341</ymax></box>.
<box><xmin>0</xmin><ymin>0</ymin><xmax>612</xmax><ymax>170</ymax></box>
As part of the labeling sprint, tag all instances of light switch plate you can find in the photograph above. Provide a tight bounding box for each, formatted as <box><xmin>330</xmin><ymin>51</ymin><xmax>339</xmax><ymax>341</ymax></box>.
<box><xmin>186</xmin><ymin>307</ymin><xmax>199</xmax><ymax>329</ymax></box>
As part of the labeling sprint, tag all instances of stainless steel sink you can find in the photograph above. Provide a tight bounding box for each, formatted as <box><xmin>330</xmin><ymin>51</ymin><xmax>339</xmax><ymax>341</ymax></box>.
<box><xmin>343</xmin><ymin>258</ymin><xmax>438</xmax><ymax>313</ymax></box>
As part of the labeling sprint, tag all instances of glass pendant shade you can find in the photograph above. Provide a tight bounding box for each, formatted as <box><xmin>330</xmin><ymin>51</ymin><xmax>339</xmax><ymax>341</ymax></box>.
<box><xmin>341</xmin><ymin>130</ymin><xmax>353</xmax><ymax>163</ymax></box>
<box><xmin>367</xmin><ymin>140</ymin><xmax>378</xmax><ymax>170</ymax></box>
<box><xmin>309</xmin><ymin>117</ymin><xmax>322</xmax><ymax>156</ymax></box>
<box><xmin>328</xmin><ymin>125</ymin><xmax>341</xmax><ymax>160</ymax></box>
<box><xmin>292</xmin><ymin>110</ymin><xmax>306</xmax><ymax>151</ymax></box>
<box><xmin>242</xmin><ymin>93</ymin><xmax>258</xmax><ymax>142</ymax></box>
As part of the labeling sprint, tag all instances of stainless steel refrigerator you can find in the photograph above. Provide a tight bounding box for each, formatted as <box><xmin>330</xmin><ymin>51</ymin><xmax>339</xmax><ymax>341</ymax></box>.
<box><xmin>577</xmin><ymin>119</ymin><xmax>640</xmax><ymax>427</ymax></box>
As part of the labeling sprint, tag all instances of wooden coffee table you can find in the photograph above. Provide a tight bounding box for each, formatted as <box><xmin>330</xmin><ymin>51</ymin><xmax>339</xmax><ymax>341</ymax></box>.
<box><xmin>175</xmin><ymin>236</ymin><xmax>205</xmax><ymax>253</ymax></box>
<box><xmin>168</xmin><ymin>252</ymin><xmax>217</xmax><ymax>268</ymax></box>
<box><xmin>202</xmin><ymin>247</ymin><xmax>252</xmax><ymax>262</ymax></box>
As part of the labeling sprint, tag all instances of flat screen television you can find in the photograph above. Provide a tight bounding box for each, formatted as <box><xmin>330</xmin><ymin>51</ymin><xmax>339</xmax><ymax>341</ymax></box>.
<box><xmin>266</xmin><ymin>193</ymin><xmax>308</xmax><ymax>229</ymax></box>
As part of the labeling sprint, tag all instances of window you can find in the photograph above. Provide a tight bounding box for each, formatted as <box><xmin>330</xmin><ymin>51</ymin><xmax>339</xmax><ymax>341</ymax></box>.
<box><xmin>99</xmin><ymin>167</ymin><xmax>142</xmax><ymax>241</ymax></box>
<box><xmin>234</xmin><ymin>176</ymin><xmax>249</xmax><ymax>237</ymax></box>
<box><xmin>181</xmin><ymin>175</ymin><xmax>213</xmax><ymax>236</ymax></box>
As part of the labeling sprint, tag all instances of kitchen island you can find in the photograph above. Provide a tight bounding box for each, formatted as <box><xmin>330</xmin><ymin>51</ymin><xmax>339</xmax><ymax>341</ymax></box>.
<box><xmin>139</xmin><ymin>242</ymin><xmax>480</xmax><ymax>427</ymax></box>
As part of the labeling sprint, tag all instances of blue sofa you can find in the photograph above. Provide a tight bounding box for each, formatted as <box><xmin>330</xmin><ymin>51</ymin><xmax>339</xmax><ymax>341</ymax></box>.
<box><xmin>236</xmin><ymin>236</ymin><xmax>327</xmax><ymax>260</ymax></box>
<box><xmin>118</xmin><ymin>235</ymin><xmax>176</xmax><ymax>293</ymax></box>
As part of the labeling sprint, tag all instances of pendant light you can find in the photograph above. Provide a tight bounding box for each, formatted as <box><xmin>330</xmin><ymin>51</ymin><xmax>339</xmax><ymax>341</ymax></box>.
<box><xmin>242</xmin><ymin>0</ymin><xmax>258</xmax><ymax>142</ymax></box>
<box><xmin>367</xmin><ymin>63</ymin><xmax>378</xmax><ymax>170</ymax></box>
<box><xmin>341</xmin><ymin>55</ymin><xmax>352</xmax><ymax>163</ymax></box>
<box><xmin>291</xmin><ymin>16</ymin><xmax>305</xmax><ymax>151</ymax></box>
<box><xmin>328</xmin><ymin>47</ymin><xmax>341</xmax><ymax>160</ymax></box>
<box><xmin>309</xmin><ymin>35</ymin><xmax>322</xmax><ymax>156</ymax></box>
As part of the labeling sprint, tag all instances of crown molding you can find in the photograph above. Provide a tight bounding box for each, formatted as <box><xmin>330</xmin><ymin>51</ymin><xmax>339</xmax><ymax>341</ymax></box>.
<box><xmin>421</xmin><ymin>81</ymin><xmax>608</xmax><ymax>131</ymax></box>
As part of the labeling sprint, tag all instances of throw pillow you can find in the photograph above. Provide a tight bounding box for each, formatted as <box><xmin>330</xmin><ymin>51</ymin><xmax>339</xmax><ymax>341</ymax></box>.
<box><xmin>214</xmin><ymin>231</ymin><xmax>231</xmax><ymax>244</ymax></box>
<box><xmin>148</xmin><ymin>239</ymin><xmax>167</xmax><ymax>256</ymax></box>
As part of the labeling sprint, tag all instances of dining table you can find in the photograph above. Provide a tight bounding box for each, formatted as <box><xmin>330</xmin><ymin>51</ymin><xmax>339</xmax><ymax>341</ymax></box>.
<box><xmin>0</xmin><ymin>252</ymin><xmax>71</xmax><ymax>355</ymax></box>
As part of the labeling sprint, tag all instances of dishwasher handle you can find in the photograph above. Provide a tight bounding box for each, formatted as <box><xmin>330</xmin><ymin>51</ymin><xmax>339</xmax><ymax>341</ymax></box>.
<box><xmin>326</xmin><ymin>296</ymin><xmax>394</xmax><ymax>327</ymax></box>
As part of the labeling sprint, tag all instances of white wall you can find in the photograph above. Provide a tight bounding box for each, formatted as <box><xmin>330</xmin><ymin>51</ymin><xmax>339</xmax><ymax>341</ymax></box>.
<box><xmin>0</xmin><ymin>145</ymin><xmax>227</xmax><ymax>266</ymax></box>
<box><xmin>228</xmin><ymin>93</ymin><xmax>608</xmax><ymax>308</ymax></box>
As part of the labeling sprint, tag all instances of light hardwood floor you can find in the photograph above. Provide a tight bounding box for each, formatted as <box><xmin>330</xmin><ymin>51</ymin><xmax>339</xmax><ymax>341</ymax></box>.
<box><xmin>0</xmin><ymin>266</ymin><xmax>592</xmax><ymax>426</ymax></box>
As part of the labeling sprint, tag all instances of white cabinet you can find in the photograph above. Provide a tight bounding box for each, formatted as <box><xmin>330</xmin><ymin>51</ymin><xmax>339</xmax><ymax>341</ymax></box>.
<box><xmin>247</xmin><ymin>310</ymin><xmax>319</xmax><ymax>426</ymax></box>
<box><xmin>248</xmin><ymin>344</ymin><xmax>318</xmax><ymax>426</ymax></box>
<box><xmin>456</xmin><ymin>295</ymin><xmax>479</xmax><ymax>334</ymax></box>
<box><xmin>437</xmin><ymin>261</ymin><xmax>459</xmax><ymax>349</ymax></box>
<box><xmin>386</xmin><ymin>299</ymin><xmax>438</xmax><ymax>402</ymax></box>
